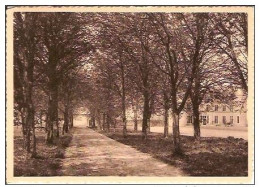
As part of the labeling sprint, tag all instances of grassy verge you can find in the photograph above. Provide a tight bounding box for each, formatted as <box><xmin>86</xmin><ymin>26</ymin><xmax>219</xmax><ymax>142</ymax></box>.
<box><xmin>100</xmin><ymin>129</ymin><xmax>248</xmax><ymax>176</ymax></box>
<box><xmin>14</xmin><ymin>126</ymin><xmax>73</xmax><ymax>176</ymax></box>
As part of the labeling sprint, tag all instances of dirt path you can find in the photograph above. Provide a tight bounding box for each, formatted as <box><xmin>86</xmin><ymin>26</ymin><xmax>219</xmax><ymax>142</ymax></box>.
<box><xmin>61</xmin><ymin>126</ymin><xmax>184</xmax><ymax>176</ymax></box>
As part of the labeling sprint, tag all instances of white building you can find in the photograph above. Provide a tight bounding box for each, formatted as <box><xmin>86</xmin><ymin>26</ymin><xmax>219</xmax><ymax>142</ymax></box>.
<box><xmin>179</xmin><ymin>102</ymin><xmax>247</xmax><ymax>127</ymax></box>
<box><xmin>126</xmin><ymin>90</ymin><xmax>248</xmax><ymax>127</ymax></box>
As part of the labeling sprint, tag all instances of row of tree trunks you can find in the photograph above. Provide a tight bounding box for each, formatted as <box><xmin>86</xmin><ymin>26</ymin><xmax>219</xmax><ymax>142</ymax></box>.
<box><xmin>98</xmin><ymin>112</ymin><xmax>115</xmax><ymax>131</ymax></box>
<box><xmin>88</xmin><ymin>111</ymin><xmax>117</xmax><ymax>132</ymax></box>
<box><xmin>14</xmin><ymin>12</ymin><xmax>37</xmax><ymax>157</ymax></box>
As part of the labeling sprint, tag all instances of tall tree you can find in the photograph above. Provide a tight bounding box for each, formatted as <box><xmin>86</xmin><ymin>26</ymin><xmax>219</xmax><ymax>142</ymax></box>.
<box><xmin>37</xmin><ymin>13</ymin><xmax>94</xmax><ymax>143</ymax></box>
<box><xmin>178</xmin><ymin>13</ymin><xmax>215</xmax><ymax>140</ymax></box>
<box><xmin>14</xmin><ymin>12</ymin><xmax>39</xmax><ymax>156</ymax></box>
<box><xmin>125</xmin><ymin>14</ymin><xmax>160</xmax><ymax>139</ymax></box>
<box><xmin>147</xmin><ymin>13</ymin><xmax>197</xmax><ymax>154</ymax></box>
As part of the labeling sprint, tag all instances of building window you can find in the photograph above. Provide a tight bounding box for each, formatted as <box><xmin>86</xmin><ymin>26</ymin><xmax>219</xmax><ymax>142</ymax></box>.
<box><xmin>230</xmin><ymin>116</ymin><xmax>233</xmax><ymax>124</ymax></box>
<box><xmin>215</xmin><ymin>116</ymin><xmax>218</xmax><ymax>124</ymax></box>
<box><xmin>201</xmin><ymin>116</ymin><xmax>207</xmax><ymax>125</ymax></box>
<box><xmin>206</xmin><ymin>105</ymin><xmax>210</xmax><ymax>112</ymax></box>
<box><xmin>223</xmin><ymin>116</ymin><xmax>226</xmax><ymax>124</ymax></box>
<box><xmin>237</xmin><ymin>116</ymin><xmax>240</xmax><ymax>123</ymax></box>
<box><xmin>215</xmin><ymin>105</ymin><xmax>218</xmax><ymax>111</ymax></box>
<box><xmin>187</xmin><ymin>116</ymin><xmax>193</xmax><ymax>123</ymax></box>
<box><xmin>223</xmin><ymin>105</ymin><xmax>226</xmax><ymax>111</ymax></box>
<box><xmin>230</xmin><ymin>106</ymin><xmax>233</xmax><ymax>112</ymax></box>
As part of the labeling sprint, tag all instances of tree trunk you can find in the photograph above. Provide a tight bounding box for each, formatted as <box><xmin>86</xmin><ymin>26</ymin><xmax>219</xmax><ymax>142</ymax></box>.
<box><xmin>164</xmin><ymin>109</ymin><xmax>169</xmax><ymax>138</ymax></box>
<box><xmin>122</xmin><ymin>93</ymin><xmax>127</xmax><ymax>137</ymax></box>
<box><xmin>147</xmin><ymin>118</ymin><xmax>151</xmax><ymax>133</ymax></box>
<box><xmin>147</xmin><ymin>95</ymin><xmax>154</xmax><ymax>134</ymax></box>
<box><xmin>25</xmin><ymin>108</ymin><xmax>31</xmax><ymax>153</ymax></box>
<box><xmin>31</xmin><ymin>109</ymin><xmax>37</xmax><ymax>157</ymax></box>
<box><xmin>163</xmin><ymin>92</ymin><xmax>169</xmax><ymax>138</ymax></box>
<box><xmin>24</xmin><ymin>94</ymin><xmax>35</xmax><ymax>156</ymax></box>
<box><xmin>191</xmin><ymin>72</ymin><xmax>201</xmax><ymax>140</ymax></box>
<box><xmin>24</xmin><ymin>67</ymin><xmax>35</xmax><ymax>155</ymax></box>
<box><xmin>70</xmin><ymin>114</ymin><xmax>73</xmax><ymax>128</ymax></box>
<box><xmin>119</xmin><ymin>60</ymin><xmax>127</xmax><ymax>137</ymax></box>
<box><xmin>134</xmin><ymin>106</ymin><xmax>138</xmax><ymax>132</ymax></box>
<box><xmin>192</xmin><ymin>102</ymin><xmax>200</xmax><ymax>140</ymax></box>
<box><xmin>92</xmin><ymin>116</ymin><xmax>96</xmax><ymax>128</ymax></box>
<box><xmin>106</xmin><ymin>114</ymin><xmax>110</xmax><ymax>131</ymax></box>
<box><xmin>46</xmin><ymin>86</ymin><xmax>58</xmax><ymax>144</ymax></box>
<box><xmin>15</xmin><ymin>13</ymin><xmax>37</xmax><ymax>155</ymax></box>
<box><xmin>122</xmin><ymin>115</ymin><xmax>127</xmax><ymax>138</ymax></box>
<box><xmin>121</xmin><ymin>78</ymin><xmax>127</xmax><ymax>137</ymax></box>
<box><xmin>68</xmin><ymin>111</ymin><xmax>71</xmax><ymax>129</ymax></box>
<box><xmin>164</xmin><ymin>107</ymin><xmax>169</xmax><ymax>139</ymax></box>
<box><xmin>21</xmin><ymin>112</ymin><xmax>26</xmax><ymax>136</ymax></box>
<box><xmin>63</xmin><ymin>105</ymin><xmax>69</xmax><ymax>134</ymax></box>
<box><xmin>172</xmin><ymin>112</ymin><xmax>182</xmax><ymax>154</ymax></box>
<box><xmin>56</xmin><ymin>115</ymin><xmax>59</xmax><ymax>137</ymax></box>
<box><xmin>27</xmin><ymin>93</ymin><xmax>36</xmax><ymax>157</ymax></box>
<box><xmin>102</xmin><ymin>113</ymin><xmax>106</xmax><ymax>131</ymax></box>
<box><xmin>97</xmin><ymin>113</ymin><xmax>102</xmax><ymax>130</ymax></box>
<box><xmin>142</xmin><ymin>92</ymin><xmax>149</xmax><ymax>140</ymax></box>
<box><xmin>113</xmin><ymin>118</ymin><xmax>116</xmax><ymax>132</ymax></box>
<box><xmin>21</xmin><ymin>108</ymin><xmax>27</xmax><ymax>149</ymax></box>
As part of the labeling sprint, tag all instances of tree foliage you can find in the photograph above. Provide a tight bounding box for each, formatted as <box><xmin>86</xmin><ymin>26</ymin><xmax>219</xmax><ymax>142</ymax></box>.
<box><xmin>13</xmin><ymin>12</ymin><xmax>248</xmax><ymax>156</ymax></box>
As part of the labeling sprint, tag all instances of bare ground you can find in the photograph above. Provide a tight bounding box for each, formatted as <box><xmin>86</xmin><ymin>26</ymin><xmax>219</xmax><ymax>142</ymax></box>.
<box><xmin>13</xmin><ymin>126</ymin><xmax>72</xmax><ymax>176</ymax></box>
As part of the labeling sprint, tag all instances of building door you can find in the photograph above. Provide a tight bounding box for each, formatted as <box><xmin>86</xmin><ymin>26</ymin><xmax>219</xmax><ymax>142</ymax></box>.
<box><xmin>201</xmin><ymin>116</ymin><xmax>207</xmax><ymax>125</ymax></box>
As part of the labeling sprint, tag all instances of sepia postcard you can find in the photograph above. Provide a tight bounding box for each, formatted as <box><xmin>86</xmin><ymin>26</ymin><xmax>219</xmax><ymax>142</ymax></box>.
<box><xmin>5</xmin><ymin>5</ymin><xmax>254</xmax><ymax>184</ymax></box>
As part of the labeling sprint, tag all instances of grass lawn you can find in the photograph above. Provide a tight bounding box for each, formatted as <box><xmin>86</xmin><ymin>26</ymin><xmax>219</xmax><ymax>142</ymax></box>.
<box><xmin>13</xmin><ymin>126</ymin><xmax>72</xmax><ymax>176</ymax></box>
<box><xmin>100</xmin><ymin>129</ymin><xmax>248</xmax><ymax>176</ymax></box>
